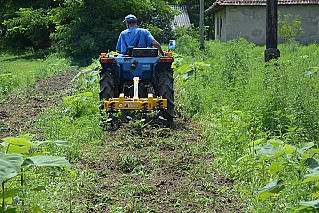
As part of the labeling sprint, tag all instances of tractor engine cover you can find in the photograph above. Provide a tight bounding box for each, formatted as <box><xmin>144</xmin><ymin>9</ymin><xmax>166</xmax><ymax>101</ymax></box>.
<box><xmin>132</xmin><ymin>48</ymin><xmax>158</xmax><ymax>57</ymax></box>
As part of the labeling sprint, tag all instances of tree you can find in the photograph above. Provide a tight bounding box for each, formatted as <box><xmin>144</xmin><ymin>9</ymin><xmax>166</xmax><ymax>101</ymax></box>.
<box><xmin>1</xmin><ymin>0</ymin><xmax>174</xmax><ymax>64</ymax></box>
<box><xmin>278</xmin><ymin>12</ymin><xmax>303</xmax><ymax>43</ymax></box>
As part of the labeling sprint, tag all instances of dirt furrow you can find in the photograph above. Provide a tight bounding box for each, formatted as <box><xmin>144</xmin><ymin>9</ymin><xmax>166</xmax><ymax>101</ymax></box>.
<box><xmin>0</xmin><ymin>71</ymin><xmax>77</xmax><ymax>139</ymax></box>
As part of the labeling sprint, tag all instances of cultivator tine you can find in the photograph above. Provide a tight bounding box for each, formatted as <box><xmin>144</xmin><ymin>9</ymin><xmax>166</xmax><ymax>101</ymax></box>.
<box><xmin>103</xmin><ymin>115</ymin><xmax>121</xmax><ymax>132</ymax></box>
<box><xmin>101</xmin><ymin>102</ymin><xmax>122</xmax><ymax>131</ymax></box>
<box><xmin>140</xmin><ymin>102</ymin><xmax>149</xmax><ymax>123</ymax></box>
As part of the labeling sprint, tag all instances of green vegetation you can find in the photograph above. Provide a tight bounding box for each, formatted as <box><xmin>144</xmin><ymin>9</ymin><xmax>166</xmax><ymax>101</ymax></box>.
<box><xmin>0</xmin><ymin>134</ymin><xmax>71</xmax><ymax>212</ymax></box>
<box><xmin>279</xmin><ymin>12</ymin><xmax>304</xmax><ymax>43</ymax></box>
<box><xmin>1</xmin><ymin>17</ymin><xmax>319</xmax><ymax>212</ymax></box>
<box><xmin>174</xmin><ymin>35</ymin><xmax>319</xmax><ymax>212</ymax></box>
<box><xmin>0</xmin><ymin>0</ymin><xmax>175</xmax><ymax>64</ymax></box>
<box><xmin>0</xmin><ymin>52</ymin><xmax>72</xmax><ymax>100</ymax></box>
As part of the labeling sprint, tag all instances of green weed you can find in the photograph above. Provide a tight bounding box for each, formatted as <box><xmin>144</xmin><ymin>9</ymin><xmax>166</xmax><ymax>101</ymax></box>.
<box><xmin>174</xmin><ymin>37</ymin><xmax>319</xmax><ymax>212</ymax></box>
<box><xmin>0</xmin><ymin>53</ymin><xmax>72</xmax><ymax>99</ymax></box>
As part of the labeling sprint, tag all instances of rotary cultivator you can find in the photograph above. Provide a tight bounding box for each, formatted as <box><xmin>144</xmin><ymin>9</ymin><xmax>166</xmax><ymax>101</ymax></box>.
<box><xmin>99</xmin><ymin>47</ymin><xmax>174</xmax><ymax>131</ymax></box>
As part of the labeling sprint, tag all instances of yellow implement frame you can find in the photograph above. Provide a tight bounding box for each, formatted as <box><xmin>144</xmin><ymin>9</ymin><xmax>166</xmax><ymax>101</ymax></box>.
<box><xmin>104</xmin><ymin>93</ymin><xmax>167</xmax><ymax>111</ymax></box>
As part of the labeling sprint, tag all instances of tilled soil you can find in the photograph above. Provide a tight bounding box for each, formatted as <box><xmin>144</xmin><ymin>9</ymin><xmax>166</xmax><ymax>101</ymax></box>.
<box><xmin>0</xmin><ymin>71</ymin><xmax>77</xmax><ymax>139</ymax></box>
<box><xmin>79</xmin><ymin>115</ymin><xmax>243</xmax><ymax>212</ymax></box>
<box><xmin>0</xmin><ymin>71</ymin><xmax>243</xmax><ymax>212</ymax></box>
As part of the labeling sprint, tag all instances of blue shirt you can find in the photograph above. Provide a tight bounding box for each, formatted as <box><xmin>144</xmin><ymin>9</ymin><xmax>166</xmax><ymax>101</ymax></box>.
<box><xmin>116</xmin><ymin>26</ymin><xmax>155</xmax><ymax>54</ymax></box>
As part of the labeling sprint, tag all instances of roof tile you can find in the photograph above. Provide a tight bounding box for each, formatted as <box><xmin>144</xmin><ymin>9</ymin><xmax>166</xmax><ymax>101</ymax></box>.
<box><xmin>206</xmin><ymin>0</ymin><xmax>319</xmax><ymax>13</ymax></box>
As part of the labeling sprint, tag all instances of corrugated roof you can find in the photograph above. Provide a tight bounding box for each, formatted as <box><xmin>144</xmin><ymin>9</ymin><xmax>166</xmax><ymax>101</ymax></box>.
<box><xmin>206</xmin><ymin>0</ymin><xmax>319</xmax><ymax>14</ymax></box>
<box><xmin>170</xmin><ymin>5</ymin><xmax>191</xmax><ymax>30</ymax></box>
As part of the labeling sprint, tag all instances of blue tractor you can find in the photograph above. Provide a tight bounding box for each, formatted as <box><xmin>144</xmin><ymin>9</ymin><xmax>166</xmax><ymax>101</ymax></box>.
<box><xmin>99</xmin><ymin>47</ymin><xmax>174</xmax><ymax>131</ymax></box>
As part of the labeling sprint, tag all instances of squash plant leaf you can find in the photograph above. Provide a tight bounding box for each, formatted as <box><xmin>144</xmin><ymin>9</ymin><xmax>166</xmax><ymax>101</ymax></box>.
<box><xmin>2</xmin><ymin>137</ymin><xmax>34</xmax><ymax>147</ymax></box>
<box><xmin>257</xmin><ymin>179</ymin><xmax>285</xmax><ymax>200</ymax></box>
<box><xmin>303</xmin><ymin>172</ymin><xmax>319</xmax><ymax>183</ymax></box>
<box><xmin>23</xmin><ymin>155</ymin><xmax>72</xmax><ymax>169</ymax></box>
<box><xmin>0</xmin><ymin>153</ymin><xmax>24</xmax><ymax>185</ymax></box>
<box><xmin>5</xmin><ymin>145</ymin><xmax>29</xmax><ymax>154</ymax></box>
<box><xmin>257</xmin><ymin>144</ymin><xmax>286</xmax><ymax>161</ymax></box>
<box><xmin>284</xmin><ymin>144</ymin><xmax>296</xmax><ymax>154</ymax></box>
<box><xmin>298</xmin><ymin>142</ymin><xmax>315</xmax><ymax>154</ymax></box>
<box><xmin>19</xmin><ymin>133</ymin><xmax>35</xmax><ymax>140</ymax></box>
<box><xmin>299</xmin><ymin>199</ymin><xmax>319</xmax><ymax>210</ymax></box>
<box><xmin>268</xmin><ymin>162</ymin><xmax>284</xmax><ymax>174</ymax></box>
<box><xmin>307</xmin><ymin>148</ymin><xmax>319</xmax><ymax>155</ymax></box>
<box><xmin>249</xmin><ymin>138</ymin><xmax>266</xmax><ymax>147</ymax></box>
<box><xmin>267</xmin><ymin>139</ymin><xmax>284</xmax><ymax>147</ymax></box>
<box><xmin>305</xmin><ymin>158</ymin><xmax>319</xmax><ymax>170</ymax></box>
<box><xmin>35</xmin><ymin>140</ymin><xmax>69</xmax><ymax>147</ymax></box>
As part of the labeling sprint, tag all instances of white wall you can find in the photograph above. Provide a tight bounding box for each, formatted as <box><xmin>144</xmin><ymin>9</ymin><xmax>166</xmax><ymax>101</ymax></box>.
<box><xmin>214</xmin><ymin>5</ymin><xmax>319</xmax><ymax>44</ymax></box>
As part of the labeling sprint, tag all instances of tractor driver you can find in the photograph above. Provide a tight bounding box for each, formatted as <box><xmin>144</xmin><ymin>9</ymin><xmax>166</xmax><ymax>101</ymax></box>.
<box><xmin>116</xmin><ymin>14</ymin><xmax>165</xmax><ymax>56</ymax></box>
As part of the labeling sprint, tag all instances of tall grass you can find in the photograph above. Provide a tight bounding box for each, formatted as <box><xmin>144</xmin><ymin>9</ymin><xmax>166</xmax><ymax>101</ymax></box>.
<box><xmin>174</xmin><ymin>36</ymin><xmax>319</xmax><ymax>212</ymax></box>
<box><xmin>0</xmin><ymin>52</ymin><xmax>72</xmax><ymax>99</ymax></box>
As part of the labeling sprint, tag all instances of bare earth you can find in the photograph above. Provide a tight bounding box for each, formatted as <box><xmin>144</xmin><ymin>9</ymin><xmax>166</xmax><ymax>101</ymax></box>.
<box><xmin>0</xmin><ymin>71</ymin><xmax>76</xmax><ymax>139</ymax></box>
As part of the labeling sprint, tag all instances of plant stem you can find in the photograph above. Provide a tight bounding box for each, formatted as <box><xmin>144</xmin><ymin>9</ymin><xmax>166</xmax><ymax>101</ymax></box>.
<box><xmin>69</xmin><ymin>185</ymin><xmax>72</xmax><ymax>213</ymax></box>
<box><xmin>21</xmin><ymin>169</ymin><xmax>25</xmax><ymax>212</ymax></box>
<box><xmin>5</xmin><ymin>144</ymin><xmax>10</xmax><ymax>153</ymax></box>
<box><xmin>2</xmin><ymin>182</ymin><xmax>5</xmax><ymax>210</ymax></box>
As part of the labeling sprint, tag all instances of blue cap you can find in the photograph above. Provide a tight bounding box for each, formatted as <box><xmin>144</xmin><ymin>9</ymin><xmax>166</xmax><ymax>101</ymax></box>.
<box><xmin>124</xmin><ymin>14</ymin><xmax>137</xmax><ymax>23</ymax></box>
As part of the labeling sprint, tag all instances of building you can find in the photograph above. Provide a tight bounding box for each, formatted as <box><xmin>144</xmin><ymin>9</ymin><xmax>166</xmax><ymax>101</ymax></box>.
<box><xmin>205</xmin><ymin>0</ymin><xmax>319</xmax><ymax>44</ymax></box>
<box><xmin>170</xmin><ymin>5</ymin><xmax>192</xmax><ymax>30</ymax></box>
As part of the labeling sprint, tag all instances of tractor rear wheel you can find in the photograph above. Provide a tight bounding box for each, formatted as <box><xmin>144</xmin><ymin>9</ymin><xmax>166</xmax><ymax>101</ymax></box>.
<box><xmin>99</xmin><ymin>68</ymin><xmax>115</xmax><ymax>109</ymax></box>
<box><xmin>157</xmin><ymin>68</ymin><xmax>174</xmax><ymax>127</ymax></box>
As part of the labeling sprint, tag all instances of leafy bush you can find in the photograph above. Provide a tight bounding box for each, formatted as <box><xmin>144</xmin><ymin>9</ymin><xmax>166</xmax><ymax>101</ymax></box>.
<box><xmin>1</xmin><ymin>0</ymin><xmax>175</xmax><ymax>64</ymax></box>
<box><xmin>0</xmin><ymin>134</ymin><xmax>71</xmax><ymax>212</ymax></box>
<box><xmin>278</xmin><ymin>12</ymin><xmax>303</xmax><ymax>43</ymax></box>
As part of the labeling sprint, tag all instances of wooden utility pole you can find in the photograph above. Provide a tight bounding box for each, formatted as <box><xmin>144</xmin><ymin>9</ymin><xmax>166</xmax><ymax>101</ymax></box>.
<box><xmin>265</xmin><ymin>0</ymin><xmax>280</xmax><ymax>62</ymax></box>
<box><xmin>199</xmin><ymin>0</ymin><xmax>205</xmax><ymax>50</ymax></box>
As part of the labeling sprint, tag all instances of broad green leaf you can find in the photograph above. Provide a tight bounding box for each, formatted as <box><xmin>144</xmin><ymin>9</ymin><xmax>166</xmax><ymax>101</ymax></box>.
<box><xmin>303</xmin><ymin>172</ymin><xmax>319</xmax><ymax>183</ymax></box>
<box><xmin>257</xmin><ymin>179</ymin><xmax>285</xmax><ymax>200</ymax></box>
<box><xmin>257</xmin><ymin>144</ymin><xmax>286</xmax><ymax>161</ymax></box>
<box><xmin>235</xmin><ymin>154</ymin><xmax>249</xmax><ymax>164</ymax></box>
<box><xmin>6</xmin><ymin>145</ymin><xmax>29</xmax><ymax>154</ymax></box>
<box><xmin>23</xmin><ymin>155</ymin><xmax>72</xmax><ymax>169</ymax></box>
<box><xmin>298</xmin><ymin>142</ymin><xmax>315</xmax><ymax>154</ymax></box>
<box><xmin>307</xmin><ymin>149</ymin><xmax>319</xmax><ymax>155</ymax></box>
<box><xmin>0</xmin><ymin>168</ymin><xmax>16</xmax><ymax>183</ymax></box>
<box><xmin>258</xmin><ymin>191</ymin><xmax>273</xmax><ymax>200</ymax></box>
<box><xmin>35</xmin><ymin>140</ymin><xmax>69</xmax><ymax>147</ymax></box>
<box><xmin>5</xmin><ymin>196</ymin><xmax>13</xmax><ymax>205</ymax></box>
<box><xmin>299</xmin><ymin>199</ymin><xmax>319</xmax><ymax>209</ymax></box>
<box><xmin>0</xmin><ymin>153</ymin><xmax>24</xmax><ymax>184</ymax></box>
<box><xmin>284</xmin><ymin>144</ymin><xmax>296</xmax><ymax>154</ymax></box>
<box><xmin>249</xmin><ymin>138</ymin><xmax>266</xmax><ymax>147</ymax></box>
<box><xmin>77</xmin><ymin>92</ymin><xmax>93</xmax><ymax>97</ymax></box>
<box><xmin>2</xmin><ymin>137</ymin><xmax>34</xmax><ymax>147</ymax></box>
<box><xmin>19</xmin><ymin>133</ymin><xmax>35</xmax><ymax>140</ymax></box>
<box><xmin>267</xmin><ymin>139</ymin><xmax>284</xmax><ymax>147</ymax></box>
<box><xmin>311</xmin><ymin>191</ymin><xmax>319</xmax><ymax>197</ymax></box>
<box><xmin>32</xmin><ymin>185</ymin><xmax>46</xmax><ymax>191</ymax></box>
<box><xmin>0</xmin><ymin>153</ymin><xmax>24</xmax><ymax>172</ymax></box>
<box><xmin>176</xmin><ymin>64</ymin><xmax>188</xmax><ymax>74</ymax></box>
<box><xmin>305</xmin><ymin>158</ymin><xmax>319</xmax><ymax>169</ymax></box>
<box><xmin>268</xmin><ymin>162</ymin><xmax>284</xmax><ymax>174</ymax></box>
